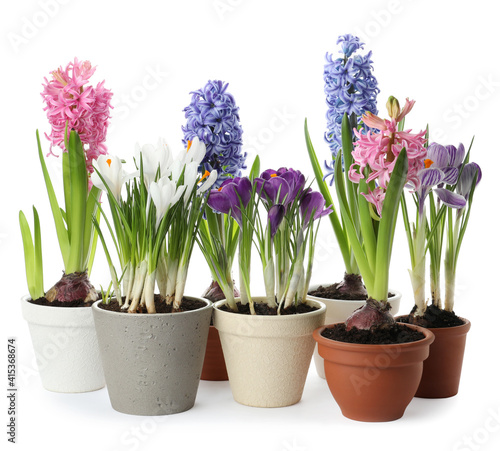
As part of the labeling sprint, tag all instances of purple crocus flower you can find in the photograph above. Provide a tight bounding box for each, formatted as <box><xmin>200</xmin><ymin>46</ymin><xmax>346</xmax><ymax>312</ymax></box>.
<box><xmin>412</xmin><ymin>143</ymin><xmax>468</xmax><ymax>215</ymax></box>
<box><xmin>300</xmin><ymin>191</ymin><xmax>332</xmax><ymax>228</ymax></box>
<box><xmin>255</xmin><ymin>168</ymin><xmax>307</xmax><ymax>208</ymax></box>
<box><xmin>268</xmin><ymin>204</ymin><xmax>286</xmax><ymax>238</ymax></box>
<box><xmin>456</xmin><ymin>162</ymin><xmax>482</xmax><ymax>201</ymax></box>
<box><xmin>207</xmin><ymin>176</ymin><xmax>252</xmax><ymax>224</ymax></box>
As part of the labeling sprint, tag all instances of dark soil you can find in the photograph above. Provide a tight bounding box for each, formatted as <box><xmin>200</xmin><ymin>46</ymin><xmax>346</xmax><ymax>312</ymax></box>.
<box><xmin>28</xmin><ymin>294</ymin><xmax>101</xmax><ymax>308</ymax></box>
<box><xmin>98</xmin><ymin>295</ymin><xmax>206</xmax><ymax>314</ymax></box>
<box><xmin>321</xmin><ymin>323</ymin><xmax>425</xmax><ymax>344</ymax></box>
<box><xmin>219</xmin><ymin>301</ymin><xmax>319</xmax><ymax>316</ymax></box>
<box><xmin>308</xmin><ymin>283</ymin><xmax>395</xmax><ymax>301</ymax></box>
<box><xmin>398</xmin><ymin>304</ymin><xmax>465</xmax><ymax>328</ymax></box>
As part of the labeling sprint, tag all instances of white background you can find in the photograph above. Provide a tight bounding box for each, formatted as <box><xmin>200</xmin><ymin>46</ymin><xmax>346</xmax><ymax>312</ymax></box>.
<box><xmin>1</xmin><ymin>0</ymin><xmax>499</xmax><ymax>450</ymax></box>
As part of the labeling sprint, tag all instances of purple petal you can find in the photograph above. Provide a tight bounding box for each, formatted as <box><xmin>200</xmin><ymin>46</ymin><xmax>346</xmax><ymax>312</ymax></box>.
<box><xmin>426</xmin><ymin>143</ymin><xmax>449</xmax><ymax>168</ymax></box>
<box><xmin>265</xmin><ymin>176</ymin><xmax>291</xmax><ymax>204</ymax></box>
<box><xmin>457</xmin><ymin>162</ymin><xmax>482</xmax><ymax>199</ymax></box>
<box><xmin>300</xmin><ymin>191</ymin><xmax>326</xmax><ymax>226</ymax></box>
<box><xmin>207</xmin><ymin>190</ymin><xmax>231</xmax><ymax>214</ymax></box>
<box><xmin>234</xmin><ymin>177</ymin><xmax>252</xmax><ymax>208</ymax></box>
<box><xmin>268</xmin><ymin>204</ymin><xmax>286</xmax><ymax>238</ymax></box>
<box><xmin>447</xmin><ymin>143</ymin><xmax>465</xmax><ymax>168</ymax></box>
<box><xmin>441</xmin><ymin>167</ymin><xmax>459</xmax><ymax>185</ymax></box>
<box><xmin>419</xmin><ymin>168</ymin><xmax>444</xmax><ymax>187</ymax></box>
<box><xmin>434</xmin><ymin>188</ymin><xmax>466</xmax><ymax>210</ymax></box>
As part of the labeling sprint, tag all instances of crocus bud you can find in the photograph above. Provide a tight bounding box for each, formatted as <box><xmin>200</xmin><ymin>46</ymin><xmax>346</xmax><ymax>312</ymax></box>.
<box><xmin>386</xmin><ymin>96</ymin><xmax>400</xmax><ymax>119</ymax></box>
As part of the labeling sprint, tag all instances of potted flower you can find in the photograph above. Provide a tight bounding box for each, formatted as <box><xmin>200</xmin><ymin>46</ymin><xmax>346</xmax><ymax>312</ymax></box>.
<box><xmin>208</xmin><ymin>168</ymin><xmax>329</xmax><ymax>407</ymax></box>
<box><xmin>313</xmin><ymin>97</ymin><xmax>435</xmax><ymax>422</ymax></box>
<box><xmin>91</xmin><ymin>136</ymin><xmax>216</xmax><ymax>415</ymax></box>
<box><xmin>19</xmin><ymin>59</ymin><xmax>111</xmax><ymax>393</ymax></box>
<box><xmin>182</xmin><ymin>80</ymin><xmax>246</xmax><ymax>380</ymax></box>
<box><xmin>399</xmin><ymin>140</ymin><xmax>481</xmax><ymax>398</ymax></box>
<box><xmin>304</xmin><ymin>35</ymin><xmax>401</xmax><ymax>377</ymax></box>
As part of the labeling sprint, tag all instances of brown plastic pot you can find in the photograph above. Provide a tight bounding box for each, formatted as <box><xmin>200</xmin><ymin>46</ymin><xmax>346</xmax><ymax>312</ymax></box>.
<box><xmin>201</xmin><ymin>326</ymin><xmax>229</xmax><ymax>381</ymax></box>
<box><xmin>413</xmin><ymin>318</ymin><xmax>471</xmax><ymax>398</ymax></box>
<box><xmin>313</xmin><ymin>323</ymin><xmax>434</xmax><ymax>422</ymax></box>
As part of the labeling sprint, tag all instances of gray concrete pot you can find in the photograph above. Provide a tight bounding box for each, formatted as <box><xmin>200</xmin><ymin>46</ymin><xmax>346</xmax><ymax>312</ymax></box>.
<box><xmin>92</xmin><ymin>297</ymin><xmax>212</xmax><ymax>415</ymax></box>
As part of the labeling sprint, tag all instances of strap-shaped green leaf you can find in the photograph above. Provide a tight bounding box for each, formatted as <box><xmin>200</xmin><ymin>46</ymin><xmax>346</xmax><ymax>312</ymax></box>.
<box><xmin>334</xmin><ymin>149</ymin><xmax>374</xmax><ymax>293</ymax></box>
<box><xmin>36</xmin><ymin>130</ymin><xmax>70</xmax><ymax>268</ymax></box>
<box><xmin>373</xmin><ymin>148</ymin><xmax>408</xmax><ymax>301</ymax></box>
<box><xmin>66</xmin><ymin>131</ymin><xmax>88</xmax><ymax>273</ymax></box>
<box><xmin>304</xmin><ymin>119</ymin><xmax>352</xmax><ymax>271</ymax></box>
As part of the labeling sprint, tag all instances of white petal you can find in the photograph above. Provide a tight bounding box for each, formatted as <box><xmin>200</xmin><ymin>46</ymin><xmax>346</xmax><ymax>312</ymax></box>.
<box><xmin>198</xmin><ymin>170</ymin><xmax>218</xmax><ymax>194</ymax></box>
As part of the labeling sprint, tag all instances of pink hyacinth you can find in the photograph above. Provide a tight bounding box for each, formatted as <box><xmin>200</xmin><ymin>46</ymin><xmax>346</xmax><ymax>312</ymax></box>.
<box><xmin>348</xmin><ymin>97</ymin><xmax>427</xmax><ymax>216</ymax></box>
<box><xmin>41</xmin><ymin>58</ymin><xmax>113</xmax><ymax>177</ymax></box>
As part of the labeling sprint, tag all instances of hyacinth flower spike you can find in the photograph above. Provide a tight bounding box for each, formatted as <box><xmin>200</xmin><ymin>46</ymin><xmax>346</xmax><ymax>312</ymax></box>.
<box><xmin>338</xmin><ymin>96</ymin><xmax>427</xmax><ymax>330</ymax></box>
<box><xmin>19</xmin><ymin>59</ymin><xmax>113</xmax><ymax>304</ymax></box>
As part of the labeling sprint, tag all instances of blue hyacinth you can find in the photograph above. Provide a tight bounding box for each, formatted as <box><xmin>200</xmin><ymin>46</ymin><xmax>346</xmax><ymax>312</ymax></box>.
<box><xmin>182</xmin><ymin>80</ymin><xmax>246</xmax><ymax>188</ymax></box>
<box><xmin>324</xmin><ymin>34</ymin><xmax>379</xmax><ymax>184</ymax></box>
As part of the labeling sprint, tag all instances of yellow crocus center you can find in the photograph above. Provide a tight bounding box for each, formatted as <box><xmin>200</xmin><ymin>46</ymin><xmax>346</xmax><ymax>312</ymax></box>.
<box><xmin>424</xmin><ymin>159</ymin><xmax>434</xmax><ymax>169</ymax></box>
<box><xmin>270</xmin><ymin>173</ymin><xmax>277</xmax><ymax>177</ymax></box>
<box><xmin>199</xmin><ymin>170</ymin><xmax>211</xmax><ymax>183</ymax></box>
<box><xmin>106</xmin><ymin>158</ymin><xmax>112</xmax><ymax>167</ymax></box>
<box><xmin>187</xmin><ymin>140</ymin><xmax>192</xmax><ymax>152</ymax></box>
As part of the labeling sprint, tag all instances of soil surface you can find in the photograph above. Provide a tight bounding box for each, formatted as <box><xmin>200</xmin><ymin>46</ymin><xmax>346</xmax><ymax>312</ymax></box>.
<box><xmin>308</xmin><ymin>283</ymin><xmax>395</xmax><ymax>301</ymax></box>
<box><xmin>98</xmin><ymin>295</ymin><xmax>206</xmax><ymax>313</ymax></box>
<box><xmin>28</xmin><ymin>296</ymin><xmax>99</xmax><ymax>308</ymax></box>
<box><xmin>321</xmin><ymin>323</ymin><xmax>425</xmax><ymax>344</ymax></box>
<box><xmin>220</xmin><ymin>301</ymin><xmax>319</xmax><ymax>315</ymax></box>
<box><xmin>398</xmin><ymin>304</ymin><xmax>465</xmax><ymax>328</ymax></box>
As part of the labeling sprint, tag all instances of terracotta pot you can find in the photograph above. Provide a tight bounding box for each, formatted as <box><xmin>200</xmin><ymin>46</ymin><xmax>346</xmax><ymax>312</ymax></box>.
<box><xmin>413</xmin><ymin>318</ymin><xmax>471</xmax><ymax>398</ymax></box>
<box><xmin>307</xmin><ymin>284</ymin><xmax>402</xmax><ymax>379</ymax></box>
<box><xmin>200</xmin><ymin>326</ymin><xmax>228</xmax><ymax>381</ymax></box>
<box><xmin>92</xmin><ymin>297</ymin><xmax>212</xmax><ymax>415</ymax></box>
<box><xmin>214</xmin><ymin>297</ymin><xmax>326</xmax><ymax>407</ymax></box>
<box><xmin>21</xmin><ymin>295</ymin><xmax>105</xmax><ymax>393</ymax></box>
<box><xmin>313</xmin><ymin>323</ymin><xmax>434</xmax><ymax>422</ymax></box>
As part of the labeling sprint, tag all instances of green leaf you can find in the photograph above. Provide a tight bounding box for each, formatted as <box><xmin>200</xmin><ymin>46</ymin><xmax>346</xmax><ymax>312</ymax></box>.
<box><xmin>83</xmin><ymin>185</ymin><xmax>101</xmax><ymax>268</ymax></box>
<box><xmin>249</xmin><ymin>155</ymin><xmax>261</xmax><ymax>180</ymax></box>
<box><xmin>19</xmin><ymin>209</ymin><xmax>44</xmax><ymax>299</ymax></box>
<box><xmin>334</xmin><ymin>149</ymin><xmax>373</xmax><ymax>292</ymax></box>
<box><xmin>304</xmin><ymin>119</ymin><xmax>352</xmax><ymax>271</ymax></box>
<box><xmin>66</xmin><ymin>131</ymin><xmax>88</xmax><ymax>273</ymax></box>
<box><xmin>373</xmin><ymin>148</ymin><xmax>408</xmax><ymax>301</ymax></box>
<box><xmin>33</xmin><ymin>206</ymin><xmax>44</xmax><ymax>296</ymax></box>
<box><xmin>36</xmin><ymin>130</ymin><xmax>70</xmax><ymax>268</ymax></box>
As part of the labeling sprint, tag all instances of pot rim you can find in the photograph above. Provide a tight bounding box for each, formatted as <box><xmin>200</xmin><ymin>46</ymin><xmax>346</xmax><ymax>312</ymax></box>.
<box><xmin>92</xmin><ymin>296</ymin><xmax>213</xmax><ymax>318</ymax></box>
<box><xmin>313</xmin><ymin>322</ymin><xmax>435</xmax><ymax>352</ymax></box>
<box><xmin>306</xmin><ymin>285</ymin><xmax>401</xmax><ymax>304</ymax></box>
<box><xmin>213</xmin><ymin>297</ymin><xmax>326</xmax><ymax>321</ymax></box>
<box><xmin>21</xmin><ymin>294</ymin><xmax>95</xmax><ymax>311</ymax></box>
<box><xmin>395</xmin><ymin>316</ymin><xmax>471</xmax><ymax>334</ymax></box>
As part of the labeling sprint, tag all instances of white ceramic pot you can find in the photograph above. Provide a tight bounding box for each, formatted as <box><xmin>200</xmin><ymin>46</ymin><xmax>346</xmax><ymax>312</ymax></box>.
<box><xmin>213</xmin><ymin>297</ymin><xmax>326</xmax><ymax>408</ymax></box>
<box><xmin>21</xmin><ymin>295</ymin><xmax>105</xmax><ymax>393</ymax></box>
<box><xmin>307</xmin><ymin>285</ymin><xmax>402</xmax><ymax>379</ymax></box>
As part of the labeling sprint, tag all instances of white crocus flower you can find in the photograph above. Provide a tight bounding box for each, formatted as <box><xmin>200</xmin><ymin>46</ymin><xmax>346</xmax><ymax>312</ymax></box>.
<box><xmin>198</xmin><ymin>170</ymin><xmax>218</xmax><ymax>194</ymax></box>
<box><xmin>182</xmin><ymin>161</ymin><xmax>199</xmax><ymax>204</ymax></box>
<box><xmin>149</xmin><ymin>177</ymin><xmax>185</xmax><ymax>230</ymax></box>
<box><xmin>91</xmin><ymin>155</ymin><xmax>126</xmax><ymax>200</ymax></box>
<box><xmin>183</xmin><ymin>137</ymin><xmax>206</xmax><ymax>165</ymax></box>
<box><xmin>135</xmin><ymin>138</ymin><xmax>173</xmax><ymax>186</ymax></box>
